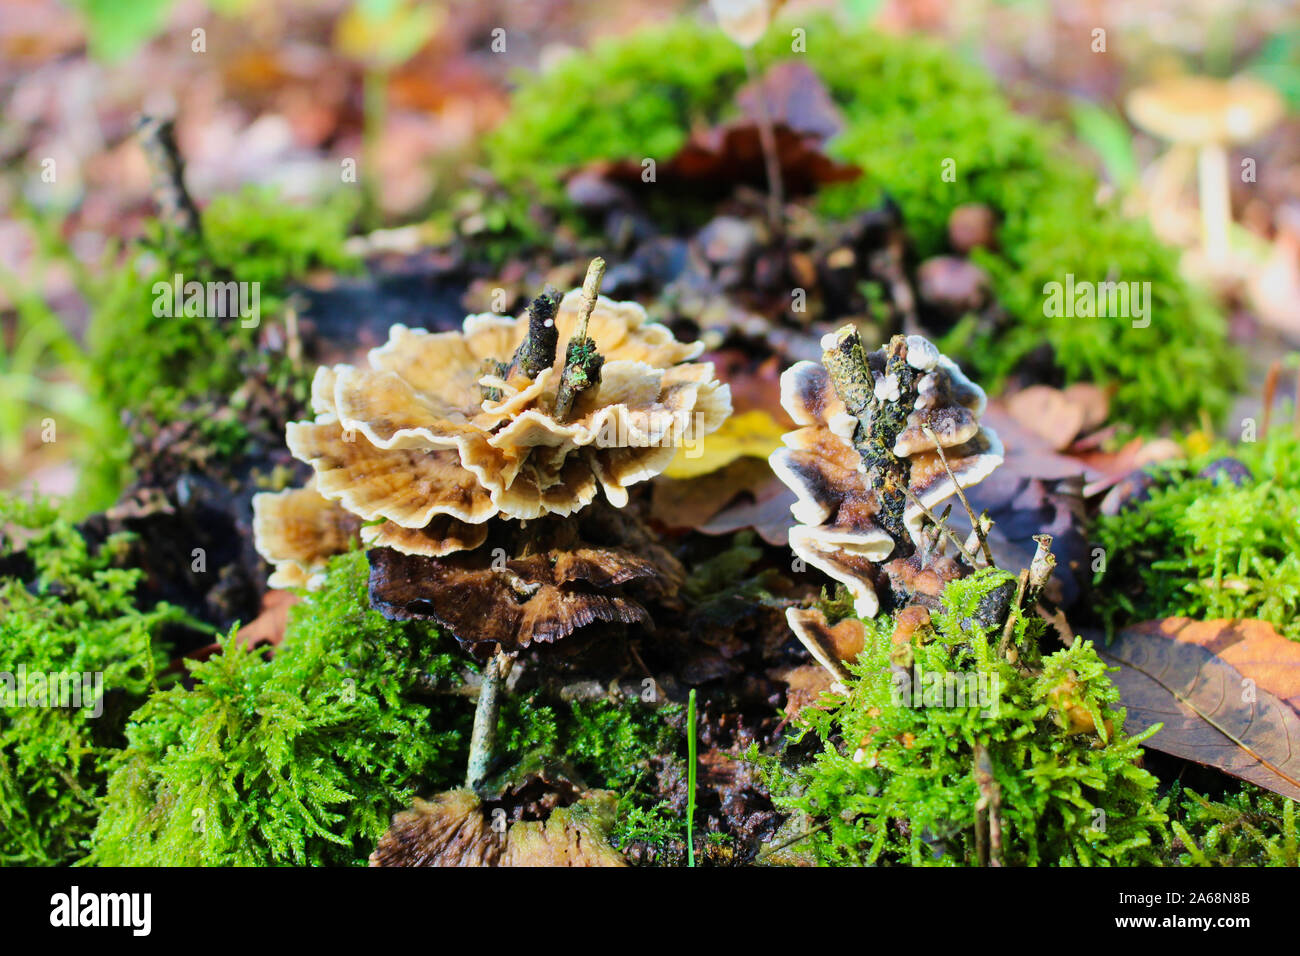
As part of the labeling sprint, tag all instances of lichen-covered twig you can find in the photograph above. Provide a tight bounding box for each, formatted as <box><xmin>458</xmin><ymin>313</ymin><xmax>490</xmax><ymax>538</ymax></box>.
<box><xmin>998</xmin><ymin>568</ymin><xmax>1030</xmax><ymax>660</ymax></box>
<box><xmin>822</xmin><ymin>328</ymin><xmax>917</xmax><ymax>552</ymax></box>
<box><xmin>555</xmin><ymin>258</ymin><xmax>607</xmax><ymax>420</ymax></box>
<box><xmin>135</xmin><ymin>114</ymin><xmax>203</xmax><ymax>240</ymax></box>
<box><xmin>509</xmin><ymin>286</ymin><xmax>562</xmax><ymax>379</ymax></box>
<box><xmin>1024</xmin><ymin>534</ymin><xmax>1055</xmax><ymax>610</ymax></box>
<box><xmin>973</xmin><ymin>742</ymin><xmax>1003</xmax><ymax>867</ymax></box>
<box><xmin>466</xmin><ymin>649</ymin><xmax>512</xmax><ymax>792</ymax></box>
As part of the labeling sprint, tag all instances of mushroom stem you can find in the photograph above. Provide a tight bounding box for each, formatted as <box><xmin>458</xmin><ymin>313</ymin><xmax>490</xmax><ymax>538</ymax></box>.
<box><xmin>135</xmin><ymin>114</ymin><xmax>203</xmax><ymax>241</ymax></box>
<box><xmin>466</xmin><ymin>648</ymin><xmax>512</xmax><ymax>793</ymax></box>
<box><xmin>742</xmin><ymin>45</ymin><xmax>785</xmax><ymax>237</ymax></box>
<box><xmin>1197</xmin><ymin>142</ymin><xmax>1231</xmax><ymax>262</ymax></box>
<box><xmin>555</xmin><ymin>257</ymin><xmax>608</xmax><ymax>420</ymax></box>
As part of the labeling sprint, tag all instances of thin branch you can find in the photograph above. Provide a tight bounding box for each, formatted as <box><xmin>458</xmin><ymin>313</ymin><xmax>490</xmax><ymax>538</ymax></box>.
<box><xmin>899</xmin><ymin>483</ymin><xmax>980</xmax><ymax>568</ymax></box>
<box><xmin>742</xmin><ymin>45</ymin><xmax>785</xmax><ymax>237</ymax></box>
<box><xmin>922</xmin><ymin>423</ymin><xmax>996</xmax><ymax>569</ymax></box>
<box><xmin>555</xmin><ymin>257</ymin><xmax>607</xmax><ymax>420</ymax></box>
<box><xmin>998</xmin><ymin>568</ymin><xmax>1029</xmax><ymax>660</ymax></box>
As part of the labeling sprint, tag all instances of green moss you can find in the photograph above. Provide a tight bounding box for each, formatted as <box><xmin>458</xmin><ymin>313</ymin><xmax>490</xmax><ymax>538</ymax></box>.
<box><xmin>1092</xmin><ymin>430</ymin><xmax>1300</xmax><ymax>639</ymax></box>
<box><xmin>499</xmin><ymin>693</ymin><xmax>681</xmax><ymax>794</ymax></box>
<box><xmin>91</xmin><ymin>187</ymin><xmax>357</xmax><ymax>412</ymax></box>
<box><xmin>755</xmin><ymin>569</ymin><xmax>1167</xmax><ymax>865</ymax></box>
<box><xmin>89</xmin><ymin>550</ymin><xmax>466</xmax><ymax>866</ymax></box>
<box><xmin>0</xmin><ymin>495</ymin><xmax>196</xmax><ymax>864</ymax></box>
<box><xmin>86</xmin><ymin>545</ymin><xmax>681</xmax><ymax>865</ymax></box>
<box><xmin>68</xmin><ymin>187</ymin><xmax>359</xmax><ymax>511</ymax></box>
<box><xmin>1168</xmin><ymin>783</ymin><xmax>1299</xmax><ymax>866</ymax></box>
<box><xmin>485</xmin><ymin>17</ymin><xmax>1237</xmax><ymax>429</ymax></box>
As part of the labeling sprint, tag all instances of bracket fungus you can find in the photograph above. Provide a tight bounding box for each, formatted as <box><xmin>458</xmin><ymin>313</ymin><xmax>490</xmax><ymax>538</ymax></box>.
<box><xmin>253</xmin><ymin>257</ymin><xmax>730</xmax><ymax>791</ymax></box>
<box><xmin>368</xmin><ymin>789</ymin><xmax>626</xmax><ymax>867</ymax></box>
<box><xmin>771</xmin><ymin>328</ymin><xmax>1002</xmax><ymax>669</ymax></box>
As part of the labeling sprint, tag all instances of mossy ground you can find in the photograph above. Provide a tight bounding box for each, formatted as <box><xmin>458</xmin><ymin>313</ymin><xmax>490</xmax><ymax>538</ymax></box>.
<box><xmin>483</xmin><ymin>17</ymin><xmax>1237</xmax><ymax>430</ymax></box>
<box><xmin>1092</xmin><ymin>428</ymin><xmax>1300</xmax><ymax>640</ymax></box>
<box><xmin>0</xmin><ymin>496</ymin><xmax>198</xmax><ymax>864</ymax></box>
<box><xmin>755</xmin><ymin>571</ymin><xmax>1168</xmax><ymax>865</ymax></box>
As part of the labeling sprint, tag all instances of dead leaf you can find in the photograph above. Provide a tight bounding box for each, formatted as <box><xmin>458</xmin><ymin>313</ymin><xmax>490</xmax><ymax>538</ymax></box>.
<box><xmin>1003</xmin><ymin>385</ymin><xmax>1087</xmax><ymax>452</ymax></box>
<box><xmin>586</xmin><ymin>62</ymin><xmax>858</xmax><ymax>198</ymax></box>
<box><xmin>662</xmin><ymin>409</ymin><xmax>787</xmax><ymax>479</ymax></box>
<box><xmin>773</xmin><ymin>663</ymin><xmax>834</xmax><ymax>721</ymax></box>
<box><xmin>235</xmin><ymin>589</ymin><xmax>300</xmax><ymax>648</ymax></box>
<box><xmin>1097</xmin><ymin>618</ymin><xmax>1300</xmax><ymax>800</ymax></box>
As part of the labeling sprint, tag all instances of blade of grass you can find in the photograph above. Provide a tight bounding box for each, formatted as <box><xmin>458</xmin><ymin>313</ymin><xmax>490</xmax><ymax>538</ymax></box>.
<box><xmin>687</xmin><ymin>688</ymin><xmax>697</xmax><ymax>867</ymax></box>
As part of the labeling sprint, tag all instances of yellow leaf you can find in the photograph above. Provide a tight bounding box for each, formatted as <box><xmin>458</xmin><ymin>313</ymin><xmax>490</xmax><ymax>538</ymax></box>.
<box><xmin>1183</xmin><ymin>428</ymin><xmax>1214</xmax><ymax>458</ymax></box>
<box><xmin>662</xmin><ymin>409</ymin><xmax>786</xmax><ymax>479</ymax></box>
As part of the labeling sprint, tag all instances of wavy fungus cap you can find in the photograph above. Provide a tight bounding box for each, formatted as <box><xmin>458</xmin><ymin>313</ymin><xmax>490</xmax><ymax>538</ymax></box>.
<box><xmin>254</xmin><ymin>284</ymin><xmax>730</xmax><ymax>584</ymax></box>
<box><xmin>770</xmin><ymin>333</ymin><xmax>1002</xmax><ymax>617</ymax></box>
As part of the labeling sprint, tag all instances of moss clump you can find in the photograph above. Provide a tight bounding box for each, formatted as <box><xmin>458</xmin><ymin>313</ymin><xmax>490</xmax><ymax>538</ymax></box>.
<box><xmin>89</xmin><ymin>550</ymin><xmax>466</xmax><ymax>866</ymax></box>
<box><xmin>1092</xmin><ymin>430</ymin><xmax>1300</xmax><ymax>639</ymax></box>
<box><xmin>484</xmin><ymin>18</ymin><xmax>1236</xmax><ymax>429</ymax></box>
<box><xmin>1168</xmin><ymin>783</ymin><xmax>1299</xmax><ymax>866</ymax></box>
<box><xmin>755</xmin><ymin>569</ymin><xmax>1166</xmax><ymax>865</ymax></box>
<box><xmin>0</xmin><ymin>496</ymin><xmax>195</xmax><ymax>864</ymax></box>
<box><xmin>72</xmin><ymin>187</ymin><xmax>358</xmax><ymax>510</ymax></box>
<box><xmin>500</xmin><ymin>693</ymin><xmax>681</xmax><ymax>794</ymax></box>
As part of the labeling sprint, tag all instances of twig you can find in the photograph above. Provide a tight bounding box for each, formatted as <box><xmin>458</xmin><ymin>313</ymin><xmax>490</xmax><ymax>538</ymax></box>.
<box><xmin>922</xmin><ymin>423</ymin><xmax>996</xmax><ymax>569</ymax></box>
<box><xmin>1024</xmin><ymin>534</ymin><xmax>1056</xmax><ymax>611</ymax></box>
<box><xmin>821</xmin><ymin>326</ymin><xmax>877</xmax><ymax>416</ymax></box>
<box><xmin>998</xmin><ymin>569</ymin><xmax>1030</xmax><ymax>660</ymax></box>
<box><xmin>974</xmin><ymin>742</ymin><xmax>1002</xmax><ymax>867</ymax></box>
<box><xmin>554</xmin><ymin>258</ymin><xmax>607</xmax><ymax>420</ymax></box>
<box><xmin>466</xmin><ymin>648</ymin><xmax>512</xmax><ymax>792</ymax></box>
<box><xmin>899</xmin><ymin>483</ymin><xmax>980</xmax><ymax>568</ymax></box>
<box><xmin>135</xmin><ymin>114</ymin><xmax>203</xmax><ymax>240</ymax></box>
<box><xmin>508</xmin><ymin>285</ymin><xmax>561</xmax><ymax>379</ymax></box>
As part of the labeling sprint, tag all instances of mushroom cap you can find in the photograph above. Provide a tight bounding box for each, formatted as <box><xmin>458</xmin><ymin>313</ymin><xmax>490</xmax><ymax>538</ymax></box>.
<box><xmin>772</xmin><ymin>360</ymin><xmax>896</xmax><ymax>617</ymax></box>
<box><xmin>368</xmin><ymin>789</ymin><xmax>626</xmax><ymax>867</ymax></box>
<box><xmin>1127</xmin><ymin>75</ymin><xmax>1284</xmax><ymax>145</ymax></box>
<box><xmin>784</xmin><ymin>605</ymin><xmax>867</xmax><ymax>688</ymax></box>
<box><xmin>251</xmin><ymin>479</ymin><xmax>361</xmax><ymax>590</ymax></box>
<box><xmin>272</xmin><ymin>290</ymin><xmax>729</xmax><ymax>565</ymax></box>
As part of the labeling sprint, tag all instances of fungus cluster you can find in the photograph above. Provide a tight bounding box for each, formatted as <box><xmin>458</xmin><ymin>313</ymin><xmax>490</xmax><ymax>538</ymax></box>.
<box><xmin>253</xmin><ymin>258</ymin><xmax>730</xmax><ymax>651</ymax></box>
<box><xmin>771</xmin><ymin>328</ymin><xmax>1003</xmax><ymax>628</ymax></box>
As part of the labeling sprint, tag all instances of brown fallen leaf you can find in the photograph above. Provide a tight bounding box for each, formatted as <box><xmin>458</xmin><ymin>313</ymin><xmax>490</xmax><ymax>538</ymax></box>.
<box><xmin>235</xmin><ymin>589</ymin><xmax>301</xmax><ymax>648</ymax></box>
<box><xmin>1004</xmin><ymin>385</ymin><xmax>1087</xmax><ymax>451</ymax></box>
<box><xmin>1096</xmin><ymin>618</ymin><xmax>1300</xmax><ymax>800</ymax></box>
<box><xmin>587</xmin><ymin>62</ymin><xmax>859</xmax><ymax>197</ymax></box>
